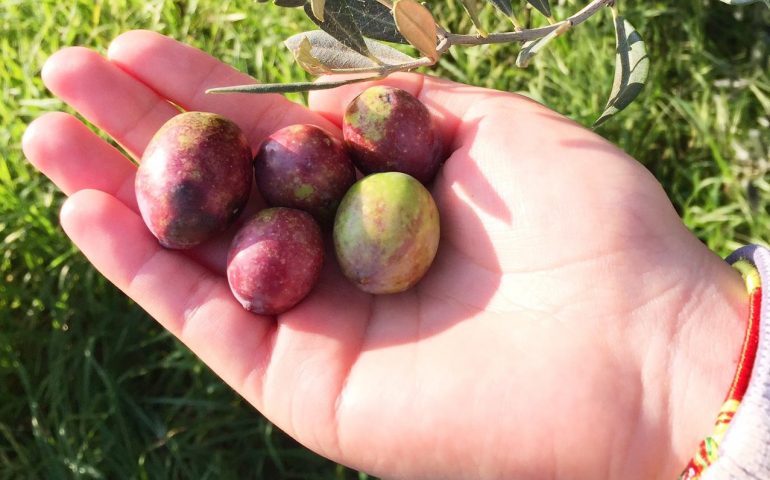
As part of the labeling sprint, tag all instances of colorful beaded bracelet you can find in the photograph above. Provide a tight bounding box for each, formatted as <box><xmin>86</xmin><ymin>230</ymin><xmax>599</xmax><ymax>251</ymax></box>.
<box><xmin>679</xmin><ymin>245</ymin><xmax>770</xmax><ymax>480</ymax></box>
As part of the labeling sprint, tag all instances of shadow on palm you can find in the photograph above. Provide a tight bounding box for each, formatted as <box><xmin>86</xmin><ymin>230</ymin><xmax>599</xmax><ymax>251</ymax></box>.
<box><xmin>268</xmin><ymin>115</ymin><xmax>503</xmax><ymax>351</ymax></box>
<box><xmin>293</xmin><ymin>75</ymin><xmax>671</xmax><ymax>351</ymax></box>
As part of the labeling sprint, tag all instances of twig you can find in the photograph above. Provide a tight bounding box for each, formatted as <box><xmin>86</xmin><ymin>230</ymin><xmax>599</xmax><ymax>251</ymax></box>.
<box><xmin>208</xmin><ymin>0</ymin><xmax>613</xmax><ymax>95</ymax></box>
<box><xmin>437</xmin><ymin>0</ymin><xmax>614</xmax><ymax>54</ymax></box>
<box><xmin>206</xmin><ymin>57</ymin><xmax>435</xmax><ymax>95</ymax></box>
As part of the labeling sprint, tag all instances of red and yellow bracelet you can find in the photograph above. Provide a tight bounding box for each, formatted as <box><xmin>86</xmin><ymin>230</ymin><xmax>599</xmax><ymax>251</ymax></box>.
<box><xmin>678</xmin><ymin>252</ymin><xmax>763</xmax><ymax>480</ymax></box>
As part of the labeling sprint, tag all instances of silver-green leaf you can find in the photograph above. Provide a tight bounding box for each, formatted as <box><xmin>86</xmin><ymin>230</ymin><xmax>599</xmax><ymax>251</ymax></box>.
<box><xmin>486</xmin><ymin>0</ymin><xmax>512</xmax><ymax>16</ymax></box>
<box><xmin>304</xmin><ymin>0</ymin><xmax>408</xmax><ymax>44</ymax></box>
<box><xmin>459</xmin><ymin>0</ymin><xmax>488</xmax><ymax>37</ymax></box>
<box><xmin>720</xmin><ymin>0</ymin><xmax>769</xmax><ymax>6</ymax></box>
<box><xmin>594</xmin><ymin>15</ymin><xmax>649</xmax><ymax>127</ymax></box>
<box><xmin>515</xmin><ymin>21</ymin><xmax>569</xmax><ymax>68</ymax></box>
<box><xmin>311</xmin><ymin>0</ymin><xmax>372</xmax><ymax>58</ymax></box>
<box><xmin>526</xmin><ymin>0</ymin><xmax>551</xmax><ymax>17</ymax></box>
<box><xmin>285</xmin><ymin>30</ymin><xmax>415</xmax><ymax>70</ymax></box>
<box><xmin>272</xmin><ymin>0</ymin><xmax>306</xmax><ymax>7</ymax></box>
<box><xmin>206</xmin><ymin>75</ymin><xmax>382</xmax><ymax>95</ymax></box>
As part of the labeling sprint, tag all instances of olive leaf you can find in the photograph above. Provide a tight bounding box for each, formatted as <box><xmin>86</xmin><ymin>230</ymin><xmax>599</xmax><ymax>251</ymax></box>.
<box><xmin>393</xmin><ymin>0</ymin><xmax>439</xmax><ymax>61</ymax></box>
<box><xmin>206</xmin><ymin>75</ymin><xmax>383</xmax><ymax>95</ymax></box>
<box><xmin>526</xmin><ymin>0</ymin><xmax>552</xmax><ymax>18</ymax></box>
<box><xmin>285</xmin><ymin>30</ymin><xmax>415</xmax><ymax>71</ymax></box>
<box><xmin>293</xmin><ymin>36</ymin><xmax>333</xmax><ymax>74</ymax></box>
<box><xmin>305</xmin><ymin>0</ymin><xmax>408</xmax><ymax>44</ymax></box>
<box><xmin>594</xmin><ymin>15</ymin><xmax>649</xmax><ymax>127</ymax></box>
<box><xmin>304</xmin><ymin>0</ymin><xmax>372</xmax><ymax>58</ymax></box>
<box><xmin>486</xmin><ymin>0</ymin><xmax>512</xmax><ymax>16</ymax></box>
<box><xmin>311</xmin><ymin>0</ymin><xmax>326</xmax><ymax>21</ymax></box>
<box><xmin>515</xmin><ymin>21</ymin><xmax>569</xmax><ymax>68</ymax></box>
<box><xmin>273</xmin><ymin>0</ymin><xmax>306</xmax><ymax>7</ymax></box>
<box><xmin>459</xmin><ymin>0</ymin><xmax>488</xmax><ymax>37</ymax></box>
<box><xmin>720</xmin><ymin>0</ymin><xmax>770</xmax><ymax>6</ymax></box>
<box><xmin>485</xmin><ymin>0</ymin><xmax>523</xmax><ymax>29</ymax></box>
<box><xmin>348</xmin><ymin>0</ymin><xmax>407</xmax><ymax>44</ymax></box>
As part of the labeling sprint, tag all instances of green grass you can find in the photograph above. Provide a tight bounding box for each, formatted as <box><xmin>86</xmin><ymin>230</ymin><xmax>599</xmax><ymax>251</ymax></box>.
<box><xmin>1</xmin><ymin>0</ymin><xmax>768</xmax><ymax>478</ymax></box>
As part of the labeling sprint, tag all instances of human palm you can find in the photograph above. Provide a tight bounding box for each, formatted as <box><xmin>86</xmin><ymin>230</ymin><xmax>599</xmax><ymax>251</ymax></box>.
<box><xmin>24</xmin><ymin>31</ymin><xmax>748</xmax><ymax>480</ymax></box>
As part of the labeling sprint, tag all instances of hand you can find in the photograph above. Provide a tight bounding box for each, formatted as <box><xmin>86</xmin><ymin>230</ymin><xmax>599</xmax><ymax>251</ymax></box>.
<box><xmin>24</xmin><ymin>31</ymin><xmax>749</xmax><ymax>479</ymax></box>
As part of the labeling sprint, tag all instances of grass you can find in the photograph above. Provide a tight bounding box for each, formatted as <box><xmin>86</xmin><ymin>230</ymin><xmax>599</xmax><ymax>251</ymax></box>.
<box><xmin>1</xmin><ymin>0</ymin><xmax>768</xmax><ymax>478</ymax></box>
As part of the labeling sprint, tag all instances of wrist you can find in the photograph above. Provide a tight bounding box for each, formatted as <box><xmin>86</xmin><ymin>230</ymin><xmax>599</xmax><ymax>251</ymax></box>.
<box><xmin>665</xmin><ymin>249</ymin><xmax>749</xmax><ymax>477</ymax></box>
<box><xmin>681</xmin><ymin>245</ymin><xmax>770</xmax><ymax>479</ymax></box>
<box><xmin>620</xmin><ymin>242</ymin><xmax>748</xmax><ymax>479</ymax></box>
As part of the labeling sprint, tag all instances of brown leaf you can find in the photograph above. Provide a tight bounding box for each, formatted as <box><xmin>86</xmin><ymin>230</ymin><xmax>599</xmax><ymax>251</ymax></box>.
<box><xmin>293</xmin><ymin>36</ymin><xmax>333</xmax><ymax>75</ymax></box>
<box><xmin>392</xmin><ymin>0</ymin><xmax>438</xmax><ymax>62</ymax></box>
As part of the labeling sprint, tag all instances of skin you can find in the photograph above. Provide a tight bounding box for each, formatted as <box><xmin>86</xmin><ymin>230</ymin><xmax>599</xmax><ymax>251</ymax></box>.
<box><xmin>255</xmin><ymin>124</ymin><xmax>355</xmax><ymax>225</ymax></box>
<box><xmin>227</xmin><ymin>208</ymin><xmax>324</xmax><ymax>315</ymax></box>
<box><xmin>23</xmin><ymin>30</ymin><xmax>749</xmax><ymax>480</ymax></box>
<box><xmin>136</xmin><ymin>111</ymin><xmax>253</xmax><ymax>248</ymax></box>
<box><xmin>344</xmin><ymin>86</ymin><xmax>443</xmax><ymax>184</ymax></box>
<box><xmin>334</xmin><ymin>172</ymin><xmax>440</xmax><ymax>294</ymax></box>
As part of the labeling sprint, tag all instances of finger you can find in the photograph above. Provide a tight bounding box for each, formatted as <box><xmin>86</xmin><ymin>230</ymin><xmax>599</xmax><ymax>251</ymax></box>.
<box><xmin>307</xmin><ymin>72</ymin><xmax>546</xmax><ymax>152</ymax></box>
<box><xmin>21</xmin><ymin>111</ymin><xmax>248</xmax><ymax>274</ymax></box>
<box><xmin>59</xmin><ymin>189</ymin><xmax>274</xmax><ymax>405</ymax></box>
<box><xmin>42</xmin><ymin>46</ymin><xmax>180</xmax><ymax>159</ymax></box>
<box><xmin>106</xmin><ymin>30</ymin><xmax>339</xmax><ymax>144</ymax></box>
<box><xmin>22</xmin><ymin>112</ymin><xmax>139</xmax><ymax>210</ymax></box>
<box><xmin>59</xmin><ymin>189</ymin><xmax>375</xmax><ymax>459</ymax></box>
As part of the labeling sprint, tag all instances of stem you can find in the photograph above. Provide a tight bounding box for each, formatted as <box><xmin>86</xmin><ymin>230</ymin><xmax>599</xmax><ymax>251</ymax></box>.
<box><xmin>210</xmin><ymin>0</ymin><xmax>612</xmax><ymax>95</ymax></box>
<box><xmin>380</xmin><ymin>56</ymin><xmax>436</xmax><ymax>74</ymax></box>
<box><xmin>205</xmin><ymin>57</ymin><xmax>435</xmax><ymax>95</ymax></box>
<box><xmin>437</xmin><ymin>0</ymin><xmax>614</xmax><ymax>54</ymax></box>
<box><xmin>206</xmin><ymin>75</ymin><xmax>385</xmax><ymax>95</ymax></box>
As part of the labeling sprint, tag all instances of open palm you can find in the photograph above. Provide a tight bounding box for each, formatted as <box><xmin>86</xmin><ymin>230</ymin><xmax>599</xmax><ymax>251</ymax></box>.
<box><xmin>24</xmin><ymin>31</ymin><xmax>748</xmax><ymax>480</ymax></box>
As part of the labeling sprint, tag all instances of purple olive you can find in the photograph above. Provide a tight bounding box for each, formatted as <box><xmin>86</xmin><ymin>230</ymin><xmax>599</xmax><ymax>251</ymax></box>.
<box><xmin>255</xmin><ymin>124</ymin><xmax>356</xmax><ymax>225</ymax></box>
<box><xmin>227</xmin><ymin>208</ymin><xmax>324</xmax><ymax>315</ymax></box>
<box><xmin>343</xmin><ymin>86</ymin><xmax>443</xmax><ymax>184</ymax></box>
<box><xmin>136</xmin><ymin>111</ymin><xmax>252</xmax><ymax>249</ymax></box>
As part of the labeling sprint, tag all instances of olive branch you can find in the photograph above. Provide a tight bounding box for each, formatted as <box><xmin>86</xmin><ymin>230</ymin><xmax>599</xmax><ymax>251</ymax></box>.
<box><xmin>207</xmin><ymin>0</ymin><xmax>767</xmax><ymax>126</ymax></box>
